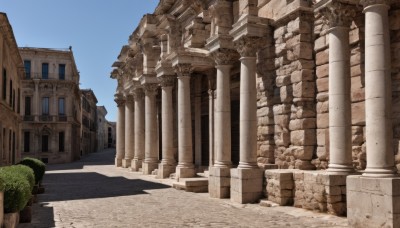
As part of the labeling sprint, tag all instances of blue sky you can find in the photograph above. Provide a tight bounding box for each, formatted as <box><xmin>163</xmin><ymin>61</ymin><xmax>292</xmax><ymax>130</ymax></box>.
<box><xmin>1</xmin><ymin>0</ymin><xmax>159</xmax><ymax>121</ymax></box>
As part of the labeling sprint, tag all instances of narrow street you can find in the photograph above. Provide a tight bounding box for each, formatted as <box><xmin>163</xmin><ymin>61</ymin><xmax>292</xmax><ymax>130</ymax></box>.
<box><xmin>20</xmin><ymin>149</ymin><xmax>348</xmax><ymax>228</ymax></box>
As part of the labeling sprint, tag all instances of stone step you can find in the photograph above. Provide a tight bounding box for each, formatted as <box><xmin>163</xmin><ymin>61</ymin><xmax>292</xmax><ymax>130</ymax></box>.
<box><xmin>197</xmin><ymin>172</ymin><xmax>209</xmax><ymax>178</ymax></box>
<box><xmin>169</xmin><ymin>173</ymin><xmax>176</xmax><ymax>179</ymax></box>
<box><xmin>172</xmin><ymin>177</ymin><xmax>209</xmax><ymax>193</ymax></box>
<box><xmin>259</xmin><ymin>199</ymin><xmax>279</xmax><ymax>208</ymax></box>
<box><xmin>151</xmin><ymin>169</ymin><xmax>158</xmax><ymax>175</ymax></box>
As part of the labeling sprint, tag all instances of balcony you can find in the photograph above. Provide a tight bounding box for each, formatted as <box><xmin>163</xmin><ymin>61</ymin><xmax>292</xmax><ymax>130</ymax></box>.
<box><xmin>58</xmin><ymin>116</ymin><xmax>67</xmax><ymax>122</ymax></box>
<box><xmin>40</xmin><ymin>115</ymin><xmax>52</xmax><ymax>122</ymax></box>
<box><xmin>24</xmin><ymin>115</ymin><xmax>34</xmax><ymax>121</ymax></box>
<box><xmin>23</xmin><ymin>72</ymin><xmax>73</xmax><ymax>81</ymax></box>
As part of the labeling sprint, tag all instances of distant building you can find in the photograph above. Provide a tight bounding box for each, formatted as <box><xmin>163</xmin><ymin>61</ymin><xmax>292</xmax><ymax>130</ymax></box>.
<box><xmin>80</xmin><ymin>89</ymin><xmax>98</xmax><ymax>155</ymax></box>
<box><xmin>106</xmin><ymin>121</ymin><xmax>116</xmax><ymax>148</ymax></box>
<box><xmin>19</xmin><ymin>47</ymin><xmax>81</xmax><ymax>164</ymax></box>
<box><xmin>0</xmin><ymin>13</ymin><xmax>24</xmax><ymax>166</ymax></box>
<box><xmin>97</xmin><ymin>105</ymin><xmax>108</xmax><ymax>150</ymax></box>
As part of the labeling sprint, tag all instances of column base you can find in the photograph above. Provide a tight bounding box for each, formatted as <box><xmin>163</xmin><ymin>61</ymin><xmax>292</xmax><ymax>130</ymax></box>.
<box><xmin>115</xmin><ymin>158</ymin><xmax>122</xmax><ymax>167</ymax></box>
<box><xmin>175</xmin><ymin>166</ymin><xmax>195</xmax><ymax>179</ymax></box>
<box><xmin>326</xmin><ymin>164</ymin><xmax>354</xmax><ymax>175</ymax></box>
<box><xmin>230</xmin><ymin>168</ymin><xmax>263</xmax><ymax>204</ymax></box>
<box><xmin>347</xmin><ymin>175</ymin><xmax>400</xmax><ymax>228</ymax></box>
<box><xmin>142</xmin><ymin>161</ymin><xmax>158</xmax><ymax>175</ymax></box>
<box><xmin>130</xmin><ymin>159</ymin><xmax>143</xmax><ymax>171</ymax></box>
<box><xmin>122</xmin><ymin>159</ymin><xmax>132</xmax><ymax>168</ymax></box>
<box><xmin>157</xmin><ymin>163</ymin><xmax>176</xmax><ymax>179</ymax></box>
<box><xmin>362</xmin><ymin>167</ymin><xmax>397</xmax><ymax>178</ymax></box>
<box><xmin>209</xmin><ymin>167</ymin><xmax>231</xmax><ymax>199</ymax></box>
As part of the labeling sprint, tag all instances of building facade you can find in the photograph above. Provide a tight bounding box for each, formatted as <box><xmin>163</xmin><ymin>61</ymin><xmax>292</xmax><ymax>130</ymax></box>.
<box><xmin>80</xmin><ymin>89</ymin><xmax>98</xmax><ymax>155</ymax></box>
<box><xmin>20</xmin><ymin>47</ymin><xmax>81</xmax><ymax>164</ymax></box>
<box><xmin>106</xmin><ymin>121</ymin><xmax>116</xmax><ymax>148</ymax></box>
<box><xmin>97</xmin><ymin>105</ymin><xmax>108</xmax><ymax>151</ymax></box>
<box><xmin>0</xmin><ymin>13</ymin><xmax>24</xmax><ymax>166</ymax></box>
<box><xmin>111</xmin><ymin>0</ymin><xmax>400</xmax><ymax>226</ymax></box>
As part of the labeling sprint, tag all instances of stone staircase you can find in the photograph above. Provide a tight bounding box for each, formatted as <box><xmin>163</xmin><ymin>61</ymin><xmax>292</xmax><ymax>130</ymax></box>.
<box><xmin>172</xmin><ymin>177</ymin><xmax>209</xmax><ymax>193</ymax></box>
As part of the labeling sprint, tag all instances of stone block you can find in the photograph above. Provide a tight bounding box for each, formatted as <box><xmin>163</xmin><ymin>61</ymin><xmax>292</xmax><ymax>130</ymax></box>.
<box><xmin>288</xmin><ymin>118</ymin><xmax>316</xmax><ymax>130</ymax></box>
<box><xmin>318</xmin><ymin>173</ymin><xmax>347</xmax><ymax>186</ymax></box>
<box><xmin>316</xmin><ymin>77</ymin><xmax>329</xmax><ymax>92</ymax></box>
<box><xmin>276</xmin><ymin>75</ymin><xmax>291</xmax><ymax>87</ymax></box>
<box><xmin>131</xmin><ymin>159</ymin><xmax>142</xmax><ymax>171</ymax></box>
<box><xmin>209</xmin><ymin>174</ymin><xmax>230</xmax><ymax>199</ymax></box>
<box><xmin>325</xmin><ymin>186</ymin><xmax>342</xmax><ymax>195</ymax></box>
<box><xmin>157</xmin><ymin>163</ymin><xmax>176</xmax><ymax>179</ymax></box>
<box><xmin>231</xmin><ymin>190</ymin><xmax>262</xmax><ymax>204</ymax></box>
<box><xmin>176</xmin><ymin>166</ymin><xmax>195</xmax><ymax>179</ymax></box>
<box><xmin>316</xmin><ymin>50</ymin><xmax>329</xmax><ymax>66</ymax></box>
<box><xmin>122</xmin><ymin>159</ymin><xmax>132</xmax><ymax>168</ymax></box>
<box><xmin>292</xmin><ymin>81</ymin><xmax>315</xmax><ymax>98</ymax></box>
<box><xmin>231</xmin><ymin>168</ymin><xmax>263</xmax><ymax>180</ymax></box>
<box><xmin>290</xmin><ymin>69</ymin><xmax>314</xmax><ymax>83</ymax></box>
<box><xmin>351</xmin><ymin>102</ymin><xmax>365</xmax><ymax>126</ymax></box>
<box><xmin>290</xmin><ymin>130</ymin><xmax>316</xmax><ymax>146</ymax></box>
<box><xmin>351</xmin><ymin>65</ymin><xmax>362</xmax><ymax>77</ymax></box>
<box><xmin>314</xmin><ymin>35</ymin><xmax>327</xmax><ymax>52</ymax></box>
<box><xmin>290</xmin><ymin>146</ymin><xmax>314</xmax><ymax>160</ymax></box>
<box><xmin>142</xmin><ymin>162</ymin><xmax>158</xmax><ymax>175</ymax></box>
<box><xmin>115</xmin><ymin>158</ymin><xmax>122</xmax><ymax>167</ymax></box>
<box><xmin>265</xmin><ymin>169</ymin><xmax>294</xmax><ymax>181</ymax></box>
<box><xmin>316</xmin><ymin>100</ymin><xmax>329</xmax><ymax>114</ymax></box>
<box><xmin>347</xmin><ymin>176</ymin><xmax>400</xmax><ymax>228</ymax></box>
<box><xmin>327</xmin><ymin>202</ymin><xmax>346</xmax><ymax>216</ymax></box>
<box><xmin>316</xmin><ymin>113</ymin><xmax>329</xmax><ymax>128</ymax></box>
<box><xmin>316</xmin><ymin>64</ymin><xmax>329</xmax><ymax>78</ymax></box>
<box><xmin>291</xmin><ymin>42</ymin><xmax>313</xmax><ymax>60</ymax></box>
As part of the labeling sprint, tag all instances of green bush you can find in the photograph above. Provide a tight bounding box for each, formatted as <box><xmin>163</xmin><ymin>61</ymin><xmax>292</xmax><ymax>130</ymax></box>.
<box><xmin>0</xmin><ymin>168</ymin><xmax>32</xmax><ymax>213</ymax></box>
<box><xmin>4</xmin><ymin>165</ymin><xmax>35</xmax><ymax>191</ymax></box>
<box><xmin>19</xmin><ymin>157</ymin><xmax>46</xmax><ymax>184</ymax></box>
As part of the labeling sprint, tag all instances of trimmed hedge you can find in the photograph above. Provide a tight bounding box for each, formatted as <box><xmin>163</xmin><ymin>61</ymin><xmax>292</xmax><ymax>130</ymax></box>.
<box><xmin>0</xmin><ymin>167</ymin><xmax>32</xmax><ymax>213</ymax></box>
<box><xmin>5</xmin><ymin>165</ymin><xmax>35</xmax><ymax>191</ymax></box>
<box><xmin>19</xmin><ymin>157</ymin><xmax>46</xmax><ymax>184</ymax></box>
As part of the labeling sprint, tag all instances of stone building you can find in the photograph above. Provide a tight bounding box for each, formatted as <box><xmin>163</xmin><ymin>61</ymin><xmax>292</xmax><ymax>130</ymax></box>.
<box><xmin>80</xmin><ymin>89</ymin><xmax>98</xmax><ymax>155</ymax></box>
<box><xmin>97</xmin><ymin>105</ymin><xmax>108</xmax><ymax>150</ymax></box>
<box><xmin>106</xmin><ymin>121</ymin><xmax>116</xmax><ymax>148</ymax></box>
<box><xmin>0</xmin><ymin>13</ymin><xmax>24</xmax><ymax>166</ymax></box>
<box><xmin>111</xmin><ymin>0</ymin><xmax>400</xmax><ymax>226</ymax></box>
<box><xmin>20</xmin><ymin>47</ymin><xmax>81</xmax><ymax>164</ymax></box>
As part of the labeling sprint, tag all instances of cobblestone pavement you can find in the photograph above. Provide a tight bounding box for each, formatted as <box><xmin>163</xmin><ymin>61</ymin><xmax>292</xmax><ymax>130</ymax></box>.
<box><xmin>20</xmin><ymin>149</ymin><xmax>349</xmax><ymax>228</ymax></box>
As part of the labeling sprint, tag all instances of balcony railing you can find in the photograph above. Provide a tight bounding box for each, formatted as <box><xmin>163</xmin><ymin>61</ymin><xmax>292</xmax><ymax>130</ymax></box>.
<box><xmin>24</xmin><ymin>116</ymin><xmax>34</xmax><ymax>121</ymax></box>
<box><xmin>22</xmin><ymin>115</ymin><xmax>74</xmax><ymax>123</ymax></box>
<box><xmin>58</xmin><ymin>116</ymin><xmax>67</xmax><ymax>122</ymax></box>
<box><xmin>40</xmin><ymin>115</ymin><xmax>52</xmax><ymax>122</ymax></box>
<box><xmin>24</xmin><ymin>72</ymin><xmax>73</xmax><ymax>81</ymax></box>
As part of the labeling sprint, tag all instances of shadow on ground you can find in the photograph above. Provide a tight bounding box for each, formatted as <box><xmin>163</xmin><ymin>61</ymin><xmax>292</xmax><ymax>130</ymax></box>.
<box><xmin>45</xmin><ymin>149</ymin><xmax>116</xmax><ymax>171</ymax></box>
<box><xmin>41</xmin><ymin>172</ymin><xmax>169</xmax><ymax>202</ymax></box>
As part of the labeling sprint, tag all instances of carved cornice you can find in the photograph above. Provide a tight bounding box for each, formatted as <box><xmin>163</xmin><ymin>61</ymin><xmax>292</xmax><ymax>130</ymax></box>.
<box><xmin>234</xmin><ymin>36</ymin><xmax>267</xmax><ymax>57</ymax></box>
<box><xmin>318</xmin><ymin>1</ymin><xmax>356</xmax><ymax>27</ymax></box>
<box><xmin>210</xmin><ymin>48</ymin><xmax>239</xmax><ymax>65</ymax></box>
<box><xmin>361</xmin><ymin>0</ymin><xmax>391</xmax><ymax>8</ymax></box>
<box><xmin>159</xmin><ymin>75</ymin><xmax>176</xmax><ymax>87</ymax></box>
<box><xmin>174</xmin><ymin>63</ymin><xmax>193</xmax><ymax>78</ymax></box>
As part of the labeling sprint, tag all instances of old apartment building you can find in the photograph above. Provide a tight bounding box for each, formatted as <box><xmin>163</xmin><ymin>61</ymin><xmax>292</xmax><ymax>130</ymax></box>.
<box><xmin>97</xmin><ymin>106</ymin><xmax>108</xmax><ymax>150</ymax></box>
<box><xmin>111</xmin><ymin>0</ymin><xmax>400</xmax><ymax>227</ymax></box>
<box><xmin>81</xmin><ymin>89</ymin><xmax>98</xmax><ymax>155</ymax></box>
<box><xmin>0</xmin><ymin>13</ymin><xmax>24</xmax><ymax>166</ymax></box>
<box><xmin>20</xmin><ymin>47</ymin><xmax>81</xmax><ymax>164</ymax></box>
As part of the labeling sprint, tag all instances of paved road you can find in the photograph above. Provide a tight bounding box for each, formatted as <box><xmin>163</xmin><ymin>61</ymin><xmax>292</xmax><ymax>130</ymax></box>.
<box><xmin>20</xmin><ymin>149</ymin><xmax>348</xmax><ymax>228</ymax></box>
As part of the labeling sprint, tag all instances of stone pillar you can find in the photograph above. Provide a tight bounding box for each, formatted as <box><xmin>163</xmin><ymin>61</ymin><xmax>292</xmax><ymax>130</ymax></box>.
<box><xmin>320</xmin><ymin>2</ymin><xmax>355</xmax><ymax>174</ymax></box>
<box><xmin>115</xmin><ymin>94</ymin><xmax>126</xmax><ymax>167</ymax></box>
<box><xmin>122</xmin><ymin>94</ymin><xmax>134</xmax><ymax>168</ymax></box>
<box><xmin>131</xmin><ymin>88</ymin><xmax>145</xmax><ymax>171</ymax></box>
<box><xmin>362</xmin><ymin>0</ymin><xmax>395</xmax><ymax>177</ymax></box>
<box><xmin>348</xmin><ymin>1</ymin><xmax>400</xmax><ymax>227</ymax></box>
<box><xmin>230</xmin><ymin>37</ymin><xmax>264</xmax><ymax>203</ymax></box>
<box><xmin>194</xmin><ymin>75</ymin><xmax>202</xmax><ymax>168</ymax></box>
<box><xmin>175</xmin><ymin>64</ymin><xmax>195</xmax><ymax>178</ymax></box>
<box><xmin>142</xmin><ymin>84</ymin><xmax>159</xmax><ymax>175</ymax></box>
<box><xmin>208</xmin><ymin>73</ymin><xmax>216</xmax><ymax>168</ymax></box>
<box><xmin>209</xmin><ymin>50</ymin><xmax>237</xmax><ymax>198</ymax></box>
<box><xmin>157</xmin><ymin>76</ymin><xmax>176</xmax><ymax>178</ymax></box>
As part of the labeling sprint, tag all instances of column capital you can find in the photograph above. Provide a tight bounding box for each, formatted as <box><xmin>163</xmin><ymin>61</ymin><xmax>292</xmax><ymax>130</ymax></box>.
<box><xmin>361</xmin><ymin>0</ymin><xmax>391</xmax><ymax>8</ymax></box>
<box><xmin>210</xmin><ymin>48</ymin><xmax>239</xmax><ymax>65</ymax></box>
<box><xmin>318</xmin><ymin>1</ymin><xmax>356</xmax><ymax>28</ymax></box>
<box><xmin>159</xmin><ymin>75</ymin><xmax>175</xmax><ymax>88</ymax></box>
<box><xmin>234</xmin><ymin>36</ymin><xmax>267</xmax><ymax>58</ymax></box>
<box><xmin>174</xmin><ymin>63</ymin><xmax>193</xmax><ymax>78</ymax></box>
<box><xmin>143</xmin><ymin>83</ymin><xmax>159</xmax><ymax>97</ymax></box>
<box><xmin>114</xmin><ymin>94</ymin><xmax>126</xmax><ymax>107</ymax></box>
<box><xmin>133</xmin><ymin>88</ymin><xmax>145</xmax><ymax>101</ymax></box>
<box><xmin>125</xmin><ymin>94</ymin><xmax>135</xmax><ymax>105</ymax></box>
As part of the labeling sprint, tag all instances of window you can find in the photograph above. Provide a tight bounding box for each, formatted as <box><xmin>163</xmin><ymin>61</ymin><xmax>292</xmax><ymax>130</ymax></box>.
<box><xmin>12</xmin><ymin>89</ymin><xmax>15</xmax><ymax>111</ymax></box>
<box><xmin>42</xmin><ymin>135</ymin><xmax>49</xmax><ymax>152</ymax></box>
<box><xmin>17</xmin><ymin>89</ymin><xmax>20</xmax><ymax>114</ymax></box>
<box><xmin>25</xmin><ymin>97</ymin><xmax>31</xmax><ymax>116</ymax></box>
<box><xmin>2</xmin><ymin>69</ymin><xmax>6</xmax><ymax>100</ymax></box>
<box><xmin>9</xmin><ymin>80</ymin><xmax>12</xmax><ymax>106</ymax></box>
<box><xmin>59</xmin><ymin>64</ymin><xmax>65</xmax><ymax>80</ymax></box>
<box><xmin>24</xmin><ymin>132</ymin><xmax>30</xmax><ymax>152</ymax></box>
<box><xmin>24</xmin><ymin>60</ymin><xmax>31</xmax><ymax>79</ymax></box>
<box><xmin>58</xmin><ymin>98</ymin><xmax>65</xmax><ymax>115</ymax></box>
<box><xmin>42</xmin><ymin>97</ymin><xmax>49</xmax><ymax>115</ymax></box>
<box><xmin>59</xmin><ymin>132</ymin><xmax>65</xmax><ymax>152</ymax></box>
<box><xmin>42</xmin><ymin>63</ymin><xmax>49</xmax><ymax>79</ymax></box>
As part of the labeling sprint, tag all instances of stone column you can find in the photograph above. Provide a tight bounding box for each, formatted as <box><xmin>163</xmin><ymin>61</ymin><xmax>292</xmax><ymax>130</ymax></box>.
<box><xmin>142</xmin><ymin>84</ymin><xmax>159</xmax><ymax>175</ymax></box>
<box><xmin>175</xmin><ymin>64</ymin><xmax>195</xmax><ymax>178</ymax></box>
<box><xmin>362</xmin><ymin>0</ymin><xmax>395</xmax><ymax>177</ymax></box>
<box><xmin>209</xmin><ymin>50</ymin><xmax>237</xmax><ymax>198</ymax></box>
<box><xmin>131</xmin><ymin>88</ymin><xmax>145</xmax><ymax>171</ymax></box>
<box><xmin>194</xmin><ymin>75</ymin><xmax>202</xmax><ymax>167</ymax></box>
<box><xmin>115</xmin><ymin>94</ymin><xmax>126</xmax><ymax>167</ymax></box>
<box><xmin>321</xmin><ymin>2</ymin><xmax>355</xmax><ymax>174</ymax></box>
<box><xmin>208</xmin><ymin>73</ymin><xmax>216</xmax><ymax>168</ymax></box>
<box><xmin>122</xmin><ymin>94</ymin><xmax>135</xmax><ymax>168</ymax></box>
<box><xmin>230</xmin><ymin>36</ymin><xmax>264</xmax><ymax>203</ymax></box>
<box><xmin>157</xmin><ymin>76</ymin><xmax>176</xmax><ymax>178</ymax></box>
